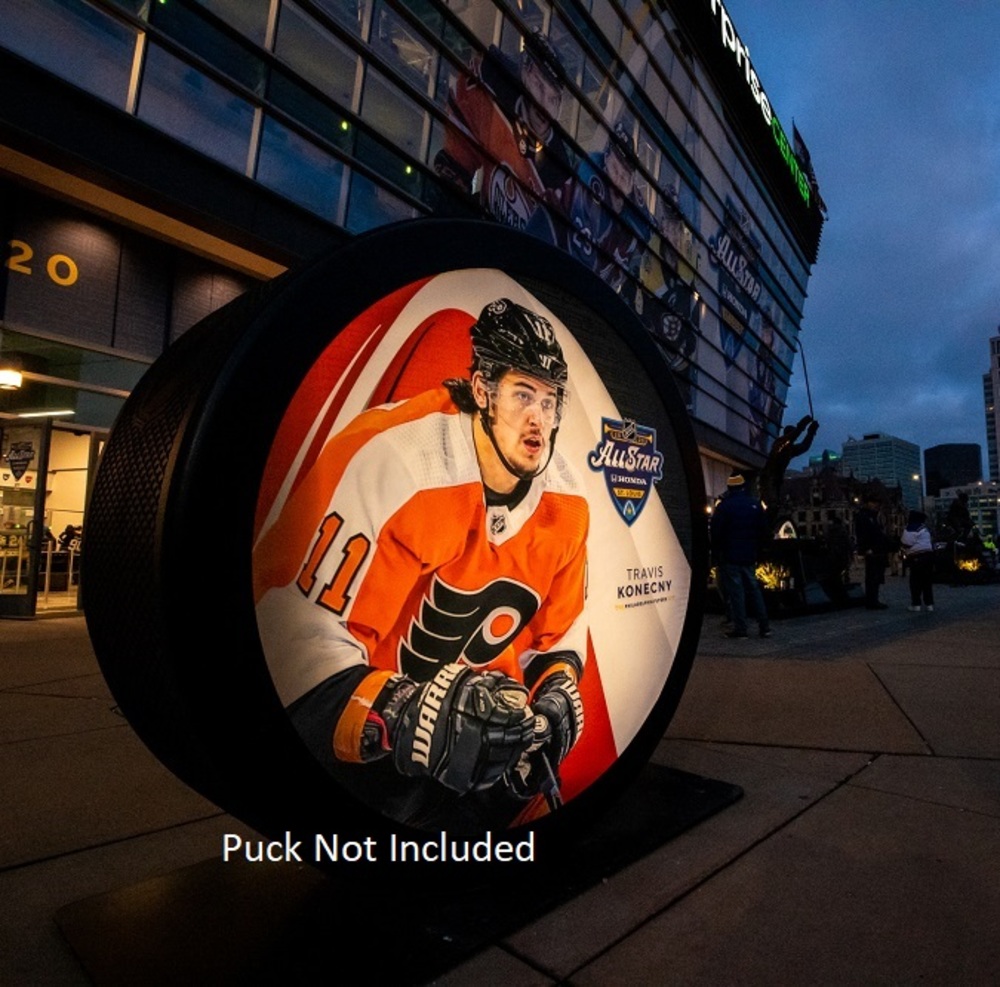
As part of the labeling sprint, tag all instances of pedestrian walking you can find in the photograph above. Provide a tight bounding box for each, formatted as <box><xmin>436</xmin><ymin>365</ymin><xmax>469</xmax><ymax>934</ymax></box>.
<box><xmin>711</xmin><ymin>471</ymin><xmax>772</xmax><ymax>639</ymax></box>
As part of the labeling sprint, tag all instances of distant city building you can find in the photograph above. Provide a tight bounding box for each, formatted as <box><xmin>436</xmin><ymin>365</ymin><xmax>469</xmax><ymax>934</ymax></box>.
<box><xmin>924</xmin><ymin>444</ymin><xmax>982</xmax><ymax>497</ymax></box>
<box><xmin>935</xmin><ymin>482</ymin><xmax>999</xmax><ymax>542</ymax></box>
<box><xmin>807</xmin><ymin>449</ymin><xmax>842</xmax><ymax>473</ymax></box>
<box><xmin>985</xmin><ymin>333</ymin><xmax>1000</xmax><ymax>481</ymax></box>
<box><xmin>781</xmin><ymin>470</ymin><xmax>906</xmax><ymax>544</ymax></box>
<box><xmin>841</xmin><ymin>433</ymin><xmax>922</xmax><ymax>510</ymax></box>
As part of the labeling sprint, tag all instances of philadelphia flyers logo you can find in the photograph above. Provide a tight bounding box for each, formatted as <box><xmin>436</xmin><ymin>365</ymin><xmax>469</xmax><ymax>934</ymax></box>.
<box><xmin>398</xmin><ymin>576</ymin><xmax>540</xmax><ymax>681</ymax></box>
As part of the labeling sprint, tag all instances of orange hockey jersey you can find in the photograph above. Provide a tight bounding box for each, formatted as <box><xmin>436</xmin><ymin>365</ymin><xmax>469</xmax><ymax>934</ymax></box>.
<box><xmin>435</xmin><ymin>53</ymin><xmax>570</xmax><ymax>231</ymax></box>
<box><xmin>255</xmin><ymin>386</ymin><xmax>589</xmax><ymax>711</ymax></box>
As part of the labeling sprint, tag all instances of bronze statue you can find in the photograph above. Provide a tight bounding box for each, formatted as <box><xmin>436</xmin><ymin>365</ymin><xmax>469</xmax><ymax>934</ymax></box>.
<box><xmin>759</xmin><ymin>414</ymin><xmax>819</xmax><ymax>521</ymax></box>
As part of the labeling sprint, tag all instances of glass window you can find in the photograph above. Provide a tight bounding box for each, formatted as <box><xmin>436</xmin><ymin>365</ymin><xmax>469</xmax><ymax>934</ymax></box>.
<box><xmin>589</xmin><ymin>0</ymin><xmax>622</xmax><ymax>53</ymax></box>
<box><xmin>0</xmin><ymin>329</ymin><xmax>149</xmax><ymax>393</ymax></box>
<box><xmin>574</xmin><ymin>100</ymin><xmax>601</xmax><ymax>152</ymax></box>
<box><xmin>312</xmin><ymin>0</ymin><xmax>369</xmax><ymax>39</ymax></box>
<box><xmin>2</xmin><ymin>0</ymin><xmax>137</xmax><ymax>108</ymax></box>
<box><xmin>621</xmin><ymin>0</ymin><xmax>648</xmax><ymax>31</ymax></box>
<box><xmin>439</xmin><ymin>20</ymin><xmax>475</xmax><ymax>69</ymax></box>
<box><xmin>433</xmin><ymin>55</ymin><xmax>457</xmax><ymax>110</ymax></box>
<box><xmin>360</xmin><ymin>66</ymin><xmax>427</xmax><ymax>159</ymax></box>
<box><xmin>446</xmin><ymin>0</ymin><xmax>498</xmax><ymax>48</ymax></box>
<box><xmin>274</xmin><ymin>1</ymin><xmax>359</xmax><ymax>110</ymax></box>
<box><xmin>497</xmin><ymin>16</ymin><xmax>524</xmax><ymax>63</ymax></box>
<box><xmin>256</xmin><ymin>116</ymin><xmax>346</xmax><ymax>222</ymax></box>
<box><xmin>644</xmin><ymin>65</ymin><xmax>668</xmax><ymax>121</ymax></box>
<box><xmin>498</xmin><ymin>0</ymin><xmax>549</xmax><ymax>34</ymax></box>
<box><xmin>345</xmin><ymin>172</ymin><xmax>419</xmax><ymax>234</ymax></box>
<box><xmin>267</xmin><ymin>70</ymin><xmax>355</xmax><ymax>152</ymax></box>
<box><xmin>150</xmin><ymin>0</ymin><xmax>266</xmax><ymax>93</ymax></box>
<box><xmin>106</xmin><ymin>0</ymin><xmax>147</xmax><ymax>15</ymax></box>
<box><xmin>137</xmin><ymin>43</ymin><xmax>255</xmax><ymax>173</ymax></box>
<box><xmin>354</xmin><ymin>131</ymin><xmax>423</xmax><ymax>195</ymax></box>
<box><xmin>395</xmin><ymin>0</ymin><xmax>444</xmax><ymax>37</ymax></box>
<box><xmin>549</xmin><ymin>13</ymin><xmax>583</xmax><ymax>87</ymax></box>
<box><xmin>371</xmin><ymin>1</ymin><xmax>436</xmax><ymax>93</ymax></box>
<box><xmin>498</xmin><ymin>0</ymin><xmax>552</xmax><ymax>60</ymax></box>
<box><xmin>192</xmin><ymin>0</ymin><xmax>272</xmax><ymax>45</ymax></box>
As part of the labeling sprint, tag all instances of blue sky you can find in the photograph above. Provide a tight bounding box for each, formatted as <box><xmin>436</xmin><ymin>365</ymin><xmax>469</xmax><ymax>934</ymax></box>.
<box><xmin>722</xmin><ymin>1</ymin><xmax>1000</xmax><ymax>473</ymax></box>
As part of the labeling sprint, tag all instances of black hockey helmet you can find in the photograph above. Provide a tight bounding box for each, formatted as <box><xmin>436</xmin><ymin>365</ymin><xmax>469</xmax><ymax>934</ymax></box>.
<box><xmin>521</xmin><ymin>29</ymin><xmax>565</xmax><ymax>88</ymax></box>
<box><xmin>470</xmin><ymin>298</ymin><xmax>568</xmax><ymax>480</ymax></box>
<box><xmin>471</xmin><ymin>298</ymin><xmax>568</xmax><ymax>398</ymax></box>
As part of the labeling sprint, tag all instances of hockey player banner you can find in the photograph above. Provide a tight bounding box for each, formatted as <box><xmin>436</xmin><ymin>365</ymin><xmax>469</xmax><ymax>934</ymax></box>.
<box><xmin>84</xmin><ymin>220</ymin><xmax>706</xmax><ymax>857</ymax></box>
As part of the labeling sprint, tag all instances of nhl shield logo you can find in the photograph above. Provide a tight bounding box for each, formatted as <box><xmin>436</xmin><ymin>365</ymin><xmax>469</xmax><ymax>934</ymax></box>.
<box><xmin>588</xmin><ymin>418</ymin><xmax>664</xmax><ymax>526</ymax></box>
<box><xmin>5</xmin><ymin>442</ymin><xmax>35</xmax><ymax>481</ymax></box>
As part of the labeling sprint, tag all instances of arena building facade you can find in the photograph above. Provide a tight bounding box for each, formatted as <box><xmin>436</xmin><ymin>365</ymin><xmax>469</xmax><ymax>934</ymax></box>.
<box><xmin>0</xmin><ymin>0</ymin><xmax>824</xmax><ymax>613</ymax></box>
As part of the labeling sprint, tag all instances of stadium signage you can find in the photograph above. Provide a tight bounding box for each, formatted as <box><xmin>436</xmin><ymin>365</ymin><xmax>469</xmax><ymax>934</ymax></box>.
<box><xmin>706</xmin><ymin>0</ymin><xmax>811</xmax><ymax>206</ymax></box>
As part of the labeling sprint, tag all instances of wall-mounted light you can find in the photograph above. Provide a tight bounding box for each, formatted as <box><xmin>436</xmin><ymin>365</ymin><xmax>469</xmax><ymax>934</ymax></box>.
<box><xmin>17</xmin><ymin>409</ymin><xmax>75</xmax><ymax>418</ymax></box>
<box><xmin>0</xmin><ymin>368</ymin><xmax>23</xmax><ymax>390</ymax></box>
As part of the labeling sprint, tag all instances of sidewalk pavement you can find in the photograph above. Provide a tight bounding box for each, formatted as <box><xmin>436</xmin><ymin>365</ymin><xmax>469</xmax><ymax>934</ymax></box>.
<box><xmin>1</xmin><ymin>573</ymin><xmax>998</xmax><ymax>984</ymax></box>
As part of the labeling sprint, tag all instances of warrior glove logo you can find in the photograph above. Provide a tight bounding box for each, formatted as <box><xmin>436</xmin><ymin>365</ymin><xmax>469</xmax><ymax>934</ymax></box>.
<box><xmin>399</xmin><ymin>576</ymin><xmax>541</xmax><ymax>680</ymax></box>
<box><xmin>588</xmin><ymin>417</ymin><xmax>664</xmax><ymax>526</ymax></box>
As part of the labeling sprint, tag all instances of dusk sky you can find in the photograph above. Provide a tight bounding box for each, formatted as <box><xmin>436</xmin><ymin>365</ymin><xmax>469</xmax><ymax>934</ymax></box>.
<box><xmin>722</xmin><ymin>1</ymin><xmax>1000</xmax><ymax>474</ymax></box>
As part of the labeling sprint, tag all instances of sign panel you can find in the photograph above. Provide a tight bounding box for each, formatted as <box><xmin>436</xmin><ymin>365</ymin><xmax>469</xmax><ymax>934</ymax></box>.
<box><xmin>253</xmin><ymin>269</ymin><xmax>694</xmax><ymax>829</ymax></box>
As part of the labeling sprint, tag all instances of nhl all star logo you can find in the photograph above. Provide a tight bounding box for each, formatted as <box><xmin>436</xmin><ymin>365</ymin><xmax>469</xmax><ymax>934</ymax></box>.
<box><xmin>587</xmin><ymin>418</ymin><xmax>664</xmax><ymax>526</ymax></box>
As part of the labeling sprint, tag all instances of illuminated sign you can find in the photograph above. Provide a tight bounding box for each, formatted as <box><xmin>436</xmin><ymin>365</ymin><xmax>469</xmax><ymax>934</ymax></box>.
<box><xmin>84</xmin><ymin>220</ymin><xmax>708</xmax><ymax>855</ymax></box>
<box><xmin>706</xmin><ymin>0</ymin><xmax>811</xmax><ymax>206</ymax></box>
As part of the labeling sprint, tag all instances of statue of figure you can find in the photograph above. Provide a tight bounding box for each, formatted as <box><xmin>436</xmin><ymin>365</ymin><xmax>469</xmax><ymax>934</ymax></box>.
<box><xmin>759</xmin><ymin>415</ymin><xmax>819</xmax><ymax>521</ymax></box>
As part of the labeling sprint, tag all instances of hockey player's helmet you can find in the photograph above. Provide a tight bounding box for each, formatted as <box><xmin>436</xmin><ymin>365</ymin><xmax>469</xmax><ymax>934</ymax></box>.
<box><xmin>522</xmin><ymin>30</ymin><xmax>565</xmax><ymax>88</ymax></box>
<box><xmin>471</xmin><ymin>298</ymin><xmax>568</xmax><ymax>405</ymax></box>
<box><xmin>605</xmin><ymin>121</ymin><xmax>638</xmax><ymax>177</ymax></box>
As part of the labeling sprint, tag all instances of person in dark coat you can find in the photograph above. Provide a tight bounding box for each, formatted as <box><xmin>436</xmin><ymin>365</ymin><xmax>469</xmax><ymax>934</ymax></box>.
<box><xmin>855</xmin><ymin>494</ymin><xmax>889</xmax><ymax>609</ymax></box>
<box><xmin>711</xmin><ymin>471</ymin><xmax>772</xmax><ymax>639</ymax></box>
<box><xmin>824</xmin><ymin>516</ymin><xmax>853</xmax><ymax>604</ymax></box>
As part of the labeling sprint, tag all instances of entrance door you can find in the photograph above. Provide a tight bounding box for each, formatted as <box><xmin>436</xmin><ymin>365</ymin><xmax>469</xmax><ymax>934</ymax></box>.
<box><xmin>0</xmin><ymin>420</ymin><xmax>51</xmax><ymax>617</ymax></box>
<box><xmin>0</xmin><ymin>423</ymin><xmax>106</xmax><ymax>615</ymax></box>
<box><xmin>35</xmin><ymin>427</ymin><xmax>100</xmax><ymax>612</ymax></box>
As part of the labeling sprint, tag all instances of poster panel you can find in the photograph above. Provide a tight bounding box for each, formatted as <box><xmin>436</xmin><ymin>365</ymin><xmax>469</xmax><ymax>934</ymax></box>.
<box><xmin>253</xmin><ymin>269</ymin><xmax>693</xmax><ymax>830</ymax></box>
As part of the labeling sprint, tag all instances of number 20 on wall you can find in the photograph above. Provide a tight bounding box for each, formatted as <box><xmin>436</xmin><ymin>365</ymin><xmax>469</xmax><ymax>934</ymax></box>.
<box><xmin>5</xmin><ymin>240</ymin><xmax>79</xmax><ymax>287</ymax></box>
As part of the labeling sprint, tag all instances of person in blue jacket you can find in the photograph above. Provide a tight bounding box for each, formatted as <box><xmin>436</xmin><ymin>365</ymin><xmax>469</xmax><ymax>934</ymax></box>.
<box><xmin>711</xmin><ymin>471</ymin><xmax>772</xmax><ymax>639</ymax></box>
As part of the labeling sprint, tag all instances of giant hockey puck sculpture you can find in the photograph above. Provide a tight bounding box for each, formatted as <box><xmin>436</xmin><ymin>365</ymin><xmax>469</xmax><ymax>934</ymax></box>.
<box><xmin>84</xmin><ymin>219</ymin><xmax>706</xmax><ymax>883</ymax></box>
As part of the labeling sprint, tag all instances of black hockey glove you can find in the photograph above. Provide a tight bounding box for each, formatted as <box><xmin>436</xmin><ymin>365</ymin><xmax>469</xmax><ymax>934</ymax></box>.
<box><xmin>507</xmin><ymin>669</ymin><xmax>584</xmax><ymax>802</ymax></box>
<box><xmin>384</xmin><ymin>663</ymin><xmax>535</xmax><ymax>794</ymax></box>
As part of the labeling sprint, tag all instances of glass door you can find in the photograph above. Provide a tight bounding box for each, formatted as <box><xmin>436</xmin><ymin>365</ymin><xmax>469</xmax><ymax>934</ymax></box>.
<box><xmin>0</xmin><ymin>420</ymin><xmax>51</xmax><ymax>617</ymax></box>
<box><xmin>35</xmin><ymin>427</ymin><xmax>100</xmax><ymax>612</ymax></box>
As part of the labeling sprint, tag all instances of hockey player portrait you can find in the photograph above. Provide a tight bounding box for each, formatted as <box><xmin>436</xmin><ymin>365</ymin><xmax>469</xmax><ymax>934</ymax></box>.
<box><xmin>254</xmin><ymin>297</ymin><xmax>589</xmax><ymax>831</ymax></box>
<box><xmin>433</xmin><ymin>30</ymin><xmax>573</xmax><ymax>231</ymax></box>
<box><xmin>528</xmin><ymin>122</ymin><xmax>653</xmax><ymax>295</ymax></box>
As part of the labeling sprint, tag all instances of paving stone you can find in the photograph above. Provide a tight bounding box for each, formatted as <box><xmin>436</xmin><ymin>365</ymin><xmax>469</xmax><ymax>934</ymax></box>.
<box><xmin>667</xmin><ymin>658</ymin><xmax>928</xmax><ymax>753</ymax></box>
<box><xmin>870</xmin><ymin>663</ymin><xmax>1000</xmax><ymax>758</ymax></box>
<box><xmin>0</xmin><ymin>726</ymin><xmax>221</xmax><ymax>869</ymax></box>
<box><xmin>503</xmin><ymin>742</ymin><xmax>869</xmax><ymax>979</ymax></box>
<box><xmin>849</xmin><ymin>753</ymin><xmax>1000</xmax><ymax>817</ymax></box>
<box><xmin>572</xmin><ymin>785</ymin><xmax>1000</xmax><ymax>985</ymax></box>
